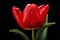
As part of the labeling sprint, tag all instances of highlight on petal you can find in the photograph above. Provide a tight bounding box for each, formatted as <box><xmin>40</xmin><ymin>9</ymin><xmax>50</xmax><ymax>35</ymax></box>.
<box><xmin>38</xmin><ymin>4</ymin><xmax>45</xmax><ymax>10</ymax></box>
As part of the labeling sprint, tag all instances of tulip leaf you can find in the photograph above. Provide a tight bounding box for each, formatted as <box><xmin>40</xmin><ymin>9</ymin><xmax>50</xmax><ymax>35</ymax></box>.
<box><xmin>9</xmin><ymin>29</ymin><xmax>30</xmax><ymax>40</ymax></box>
<box><xmin>35</xmin><ymin>14</ymin><xmax>56</xmax><ymax>40</ymax></box>
<box><xmin>39</xmin><ymin>27</ymin><xmax>48</xmax><ymax>40</ymax></box>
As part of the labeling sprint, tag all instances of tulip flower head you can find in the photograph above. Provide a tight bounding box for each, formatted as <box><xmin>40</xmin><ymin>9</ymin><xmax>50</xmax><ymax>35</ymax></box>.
<box><xmin>12</xmin><ymin>4</ymin><xmax>49</xmax><ymax>30</ymax></box>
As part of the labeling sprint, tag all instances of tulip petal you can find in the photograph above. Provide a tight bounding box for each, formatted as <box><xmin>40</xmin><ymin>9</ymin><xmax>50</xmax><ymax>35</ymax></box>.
<box><xmin>37</xmin><ymin>5</ymin><xmax>45</xmax><ymax>20</ymax></box>
<box><xmin>36</xmin><ymin>4</ymin><xmax>45</xmax><ymax>21</ymax></box>
<box><xmin>12</xmin><ymin>6</ymin><xmax>23</xmax><ymax>20</ymax></box>
<box><xmin>23</xmin><ymin>4</ymin><xmax>41</xmax><ymax>29</ymax></box>
<box><xmin>38</xmin><ymin>4</ymin><xmax>49</xmax><ymax>25</ymax></box>
<box><xmin>40</xmin><ymin>4</ymin><xmax>49</xmax><ymax>24</ymax></box>
<box><xmin>31</xmin><ymin>4</ymin><xmax>41</xmax><ymax>28</ymax></box>
<box><xmin>38</xmin><ymin>4</ymin><xmax>45</xmax><ymax>11</ymax></box>
<box><xmin>23</xmin><ymin>4</ymin><xmax>32</xmax><ymax>28</ymax></box>
<box><xmin>12</xmin><ymin>6</ymin><xmax>25</xmax><ymax>29</ymax></box>
<box><xmin>23</xmin><ymin>4</ymin><xmax>31</xmax><ymax>22</ymax></box>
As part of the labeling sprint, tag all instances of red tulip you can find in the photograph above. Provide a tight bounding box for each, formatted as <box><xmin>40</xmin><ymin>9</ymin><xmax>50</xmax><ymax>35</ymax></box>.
<box><xmin>12</xmin><ymin>4</ymin><xmax>49</xmax><ymax>30</ymax></box>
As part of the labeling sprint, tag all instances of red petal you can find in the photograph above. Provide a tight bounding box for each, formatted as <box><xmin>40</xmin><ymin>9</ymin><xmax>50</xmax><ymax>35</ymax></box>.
<box><xmin>37</xmin><ymin>5</ymin><xmax>45</xmax><ymax>20</ymax></box>
<box><xmin>23</xmin><ymin>4</ymin><xmax>32</xmax><ymax>28</ymax></box>
<box><xmin>23</xmin><ymin>4</ymin><xmax>41</xmax><ymax>29</ymax></box>
<box><xmin>39</xmin><ymin>4</ymin><xmax>49</xmax><ymax>24</ymax></box>
<box><xmin>31</xmin><ymin>4</ymin><xmax>41</xmax><ymax>28</ymax></box>
<box><xmin>38</xmin><ymin>4</ymin><xmax>45</xmax><ymax>10</ymax></box>
<box><xmin>12</xmin><ymin>6</ymin><xmax>25</xmax><ymax>29</ymax></box>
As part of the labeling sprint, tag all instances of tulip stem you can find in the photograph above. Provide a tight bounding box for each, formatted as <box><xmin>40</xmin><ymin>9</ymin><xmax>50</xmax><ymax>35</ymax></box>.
<box><xmin>32</xmin><ymin>28</ymin><xmax>35</xmax><ymax>40</ymax></box>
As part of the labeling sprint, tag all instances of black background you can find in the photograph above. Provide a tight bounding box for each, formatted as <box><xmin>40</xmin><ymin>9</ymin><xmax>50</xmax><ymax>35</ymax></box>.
<box><xmin>0</xmin><ymin>0</ymin><xmax>59</xmax><ymax>40</ymax></box>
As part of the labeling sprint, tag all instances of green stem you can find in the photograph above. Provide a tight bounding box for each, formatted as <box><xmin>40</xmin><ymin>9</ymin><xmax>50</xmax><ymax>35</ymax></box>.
<box><xmin>32</xmin><ymin>28</ymin><xmax>35</xmax><ymax>40</ymax></box>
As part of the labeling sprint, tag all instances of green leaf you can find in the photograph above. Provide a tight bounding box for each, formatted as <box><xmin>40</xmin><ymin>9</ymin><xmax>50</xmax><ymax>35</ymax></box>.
<box><xmin>44</xmin><ymin>22</ymin><xmax>56</xmax><ymax>27</ymax></box>
<box><xmin>9</xmin><ymin>29</ymin><xmax>30</xmax><ymax>40</ymax></box>
<box><xmin>39</xmin><ymin>27</ymin><xmax>48</xmax><ymax>40</ymax></box>
<box><xmin>35</xmin><ymin>22</ymin><xmax>56</xmax><ymax>40</ymax></box>
<box><xmin>35</xmin><ymin>25</ymin><xmax>48</xmax><ymax>40</ymax></box>
<box><xmin>35</xmin><ymin>14</ymin><xmax>56</xmax><ymax>40</ymax></box>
